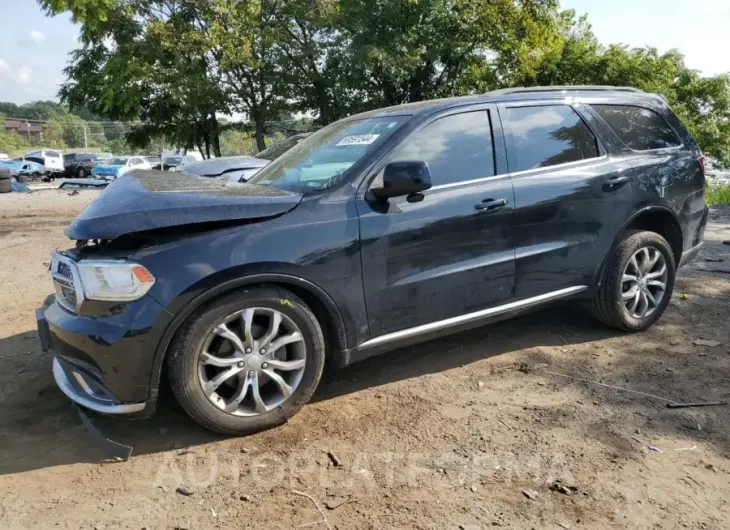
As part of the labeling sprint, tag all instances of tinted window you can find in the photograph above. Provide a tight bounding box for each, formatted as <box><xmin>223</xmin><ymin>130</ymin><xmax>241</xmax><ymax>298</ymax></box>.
<box><xmin>390</xmin><ymin>111</ymin><xmax>494</xmax><ymax>186</ymax></box>
<box><xmin>63</xmin><ymin>154</ymin><xmax>74</xmax><ymax>162</ymax></box>
<box><xmin>46</xmin><ymin>150</ymin><xmax>61</xmax><ymax>158</ymax></box>
<box><xmin>506</xmin><ymin>105</ymin><xmax>599</xmax><ymax>172</ymax></box>
<box><xmin>593</xmin><ymin>105</ymin><xmax>681</xmax><ymax>151</ymax></box>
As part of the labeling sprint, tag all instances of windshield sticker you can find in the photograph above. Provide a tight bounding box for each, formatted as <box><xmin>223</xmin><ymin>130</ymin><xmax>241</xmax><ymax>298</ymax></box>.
<box><xmin>336</xmin><ymin>134</ymin><xmax>380</xmax><ymax>146</ymax></box>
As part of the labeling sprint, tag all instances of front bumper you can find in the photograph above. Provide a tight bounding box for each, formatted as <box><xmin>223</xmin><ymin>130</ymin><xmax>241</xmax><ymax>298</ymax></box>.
<box><xmin>679</xmin><ymin>241</ymin><xmax>703</xmax><ymax>268</ymax></box>
<box><xmin>52</xmin><ymin>357</ymin><xmax>146</xmax><ymax>414</ymax></box>
<box><xmin>38</xmin><ymin>292</ymin><xmax>173</xmax><ymax>413</ymax></box>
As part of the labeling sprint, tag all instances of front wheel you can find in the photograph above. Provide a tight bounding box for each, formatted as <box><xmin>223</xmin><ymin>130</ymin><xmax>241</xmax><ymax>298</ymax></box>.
<box><xmin>591</xmin><ymin>230</ymin><xmax>676</xmax><ymax>331</ymax></box>
<box><xmin>167</xmin><ymin>286</ymin><xmax>325</xmax><ymax>435</ymax></box>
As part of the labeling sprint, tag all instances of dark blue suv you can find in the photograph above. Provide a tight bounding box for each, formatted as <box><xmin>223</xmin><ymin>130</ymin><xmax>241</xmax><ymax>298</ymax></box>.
<box><xmin>38</xmin><ymin>86</ymin><xmax>708</xmax><ymax>435</ymax></box>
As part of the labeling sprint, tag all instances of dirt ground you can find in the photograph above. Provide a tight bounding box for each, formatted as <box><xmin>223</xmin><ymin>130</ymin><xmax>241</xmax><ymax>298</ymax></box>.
<box><xmin>1</xmin><ymin>189</ymin><xmax>729</xmax><ymax>530</ymax></box>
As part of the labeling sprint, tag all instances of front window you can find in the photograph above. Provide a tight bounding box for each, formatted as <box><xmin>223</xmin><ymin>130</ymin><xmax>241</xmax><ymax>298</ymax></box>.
<box><xmin>248</xmin><ymin>116</ymin><xmax>408</xmax><ymax>193</ymax></box>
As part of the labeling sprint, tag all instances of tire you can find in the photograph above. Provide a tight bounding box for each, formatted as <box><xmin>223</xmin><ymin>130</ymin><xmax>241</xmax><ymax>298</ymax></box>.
<box><xmin>0</xmin><ymin>179</ymin><xmax>11</xmax><ymax>193</ymax></box>
<box><xmin>167</xmin><ymin>286</ymin><xmax>326</xmax><ymax>435</ymax></box>
<box><xmin>591</xmin><ymin>230</ymin><xmax>676</xmax><ymax>331</ymax></box>
<box><xmin>0</xmin><ymin>168</ymin><xmax>10</xmax><ymax>180</ymax></box>
<box><xmin>77</xmin><ymin>167</ymin><xmax>87</xmax><ymax>178</ymax></box>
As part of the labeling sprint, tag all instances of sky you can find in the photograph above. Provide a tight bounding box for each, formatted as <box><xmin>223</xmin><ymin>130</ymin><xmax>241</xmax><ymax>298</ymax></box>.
<box><xmin>0</xmin><ymin>0</ymin><xmax>729</xmax><ymax>106</ymax></box>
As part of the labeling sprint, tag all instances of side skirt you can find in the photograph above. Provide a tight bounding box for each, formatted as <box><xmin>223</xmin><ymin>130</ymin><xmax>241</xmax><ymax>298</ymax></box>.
<box><xmin>341</xmin><ymin>286</ymin><xmax>587</xmax><ymax>366</ymax></box>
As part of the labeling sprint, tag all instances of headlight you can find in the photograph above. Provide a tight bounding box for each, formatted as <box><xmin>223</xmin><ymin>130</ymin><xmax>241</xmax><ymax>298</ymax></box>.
<box><xmin>77</xmin><ymin>260</ymin><xmax>155</xmax><ymax>301</ymax></box>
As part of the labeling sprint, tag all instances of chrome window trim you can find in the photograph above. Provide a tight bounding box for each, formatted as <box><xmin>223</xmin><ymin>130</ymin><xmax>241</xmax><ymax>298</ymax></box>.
<box><xmin>357</xmin><ymin>285</ymin><xmax>587</xmax><ymax>350</ymax></box>
<box><xmin>429</xmin><ymin>155</ymin><xmax>611</xmax><ymax>191</ymax></box>
<box><xmin>429</xmin><ymin>173</ymin><xmax>511</xmax><ymax>191</ymax></box>
<box><xmin>507</xmin><ymin>155</ymin><xmax>609</xmax><ymax>178</ymax></box>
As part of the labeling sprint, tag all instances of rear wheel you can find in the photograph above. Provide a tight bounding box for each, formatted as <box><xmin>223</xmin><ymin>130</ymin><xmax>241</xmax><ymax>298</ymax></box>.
<box><xmin>77</xmin><ymin>167</ymin><xmax>87</xmax><ymax>178</ymax></box>
<box><xmin>167</xmin><ymin>286</ymin><xmax>325</xmax><ymax>435</ymax></box>
<box><xmin>591</xmin><ymin>230</ymin><xmax>676</xmax><ymax>331</ymax></box>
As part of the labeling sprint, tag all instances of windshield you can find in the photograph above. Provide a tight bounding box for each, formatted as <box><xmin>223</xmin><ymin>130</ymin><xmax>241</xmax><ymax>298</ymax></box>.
<box><xmin>248</xmin><ymin>117</ymin><xmax>407</xmax><ymax>192</ymax></box>
<box><xmin>109</xmin><ymin>158</ymin><xmax>128</xmax><ymax>165</ymax></box>
<box><xmin>165</xmin><ymin>156</ymin><xmax>183</xmax><ymax>165</ymax></box>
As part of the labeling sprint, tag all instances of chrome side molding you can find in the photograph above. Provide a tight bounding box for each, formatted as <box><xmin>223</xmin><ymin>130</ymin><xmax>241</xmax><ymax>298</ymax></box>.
<box><xmin>358</xmin><ymin>285</ymin><xmax>588</xmax><ymax>350</ymax></box>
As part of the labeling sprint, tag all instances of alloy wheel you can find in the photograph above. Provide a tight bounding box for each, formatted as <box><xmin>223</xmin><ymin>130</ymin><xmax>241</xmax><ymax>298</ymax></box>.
<box><xmin>621</xmin><ymin>246</ymin><xmax>668</xmax><ymax>319</ymax></box>
<box><xmin>197</xmin><ymin>307</ymin><xmax>306</xmax><ymax>416</ymax></box>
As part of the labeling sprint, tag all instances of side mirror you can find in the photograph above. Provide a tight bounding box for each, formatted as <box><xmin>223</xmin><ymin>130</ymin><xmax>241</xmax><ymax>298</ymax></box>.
<box><xmin>369</xmin><ymin>160</ymin><xmax>432</xmax><ymax>200</ymax></box>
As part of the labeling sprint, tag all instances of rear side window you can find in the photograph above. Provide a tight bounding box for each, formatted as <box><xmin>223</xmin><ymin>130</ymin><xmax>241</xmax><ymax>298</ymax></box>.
<box><xmin>593</xmin><ymin>105</ymin><xmax>681</xmax><ymax>151</ymax></box>
<box><xmin>390</xmin><ymin>111</ymin><xmax>495</xmax><ymax>186</ymax></box>
<box><xmin>506</xmin><ymin>105</ymin><xmax>599</xmax><ymax>172</ymax></box>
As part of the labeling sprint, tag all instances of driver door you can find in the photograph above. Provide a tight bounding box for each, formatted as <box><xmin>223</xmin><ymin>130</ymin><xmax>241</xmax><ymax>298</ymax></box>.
<box><xmin>357</xmin><ymin>106</ymin><xmax>516</xmax><ymax>339</ymax></box>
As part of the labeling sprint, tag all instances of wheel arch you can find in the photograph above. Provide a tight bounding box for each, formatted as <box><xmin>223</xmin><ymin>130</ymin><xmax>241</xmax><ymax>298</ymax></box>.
<box><xmin>595</xmin><ymin>206</ymin><xmax>683</xmax><ymax>288</ymax></box>
<box><xmin>147</xmin><ymin>273</ymin><xmax>348</xmax><ymax>400</ymax></box>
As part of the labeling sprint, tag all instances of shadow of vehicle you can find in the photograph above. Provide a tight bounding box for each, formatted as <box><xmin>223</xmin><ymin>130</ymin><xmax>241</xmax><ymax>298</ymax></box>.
<box><xmin>0</xmin><ymin>303</ymin><xmax>618</xmax><ymax>476</ymax></box>
<box><xmin>2</xmin><ymin>288</ymin><xmax>729</xmax><ymax>476</ymax></box>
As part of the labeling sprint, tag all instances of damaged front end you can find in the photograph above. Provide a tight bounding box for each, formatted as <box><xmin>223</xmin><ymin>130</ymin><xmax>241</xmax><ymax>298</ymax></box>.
<box><xmin>40</xmin><ymin>170</ymin><xmax>304</xmax><ymax>457</ymax></box>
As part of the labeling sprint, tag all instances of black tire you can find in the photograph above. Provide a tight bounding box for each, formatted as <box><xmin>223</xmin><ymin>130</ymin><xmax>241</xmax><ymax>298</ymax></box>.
<box><xmin>0</xmin><ymin>168</ymin><xmax>10</xmax><ymax>180</ymax></box>
<box><xmin>0</xmin><ymin>179</ymin><xmax>11</xmax><ymax>193</ymax></box>
<box><xmin>591</xmin><ymin>230</ymin><xmax>676</xmax><ymax>331</ymax></box>
<box><xmin>167</xmin><ymin>286</ymin><xmax>325</xmax><ymax>435</ymax></box>
<box><xmin>77</xmin><ymin>167</ymin><xmax>87</xmax><ymax>178</ymax></box>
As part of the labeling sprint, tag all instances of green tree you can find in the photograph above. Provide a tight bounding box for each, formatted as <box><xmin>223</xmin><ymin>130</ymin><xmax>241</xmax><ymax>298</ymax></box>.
<box><xmin>43</xmin><ymin>119</ymin><xmax>66</xmax><ymax>149</ymax></box>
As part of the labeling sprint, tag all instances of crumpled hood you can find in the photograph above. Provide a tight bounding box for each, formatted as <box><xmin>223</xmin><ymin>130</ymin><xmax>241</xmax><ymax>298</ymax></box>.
<box><xmin>65</xmin><ymin>169</ymin><xmax>302</xmax><ymax>240</ymax></box>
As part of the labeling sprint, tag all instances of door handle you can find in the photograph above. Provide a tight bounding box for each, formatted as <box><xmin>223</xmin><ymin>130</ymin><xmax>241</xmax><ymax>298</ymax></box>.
<box><xmin>602</xmin><ymin>176</ymin><xmax>630</xmax><ymax>191</ymax></box>
<box><xmin>475</xmin><ymin>198</ymin><xmax>508</xmax><ymax>211</ymax></box>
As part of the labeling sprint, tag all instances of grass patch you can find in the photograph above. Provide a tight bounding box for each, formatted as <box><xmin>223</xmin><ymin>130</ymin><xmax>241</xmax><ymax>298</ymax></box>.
<box><xmin>706</xmin><ymin>181</ymin><xmax>730</xmax><ymax>204</ymax></box>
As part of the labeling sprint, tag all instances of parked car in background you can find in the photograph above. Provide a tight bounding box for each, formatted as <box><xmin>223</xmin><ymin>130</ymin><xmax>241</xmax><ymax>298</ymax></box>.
<box><xmin>63</xmin><ymin>152</ymin><xmax>113</xmax><ymax>178</ymax></box>
<box><xmin>26</xmin><ymin>149</ymin><xmax>64</xmax><ymax>176</ymax></box>
<box><xmin>91</xmin><ymin>156</ymin><xmax>152</xmax><ymax>179</ymax></box>
<box><xmin>165</xmin><ymin>154</ymin><xmax>201</xmax><ymax>172</ymax></box>
<box><xmin>180</xmin><ymin>156</ymin><xmax>270</xmax><ymax>183</ymax></box>
<box><xmin>0</xmin><ymin>159</ymin><xmax>44</xmax><ymax>179</ymax></box>
<box><xmin>180</xmin><ymin>133</ymin><xmax>312</xmax><ymax>183</ymax></box>
<box><xmin>145</xmin><ymin>156</ymin><xmax>161</xmax><ymax>170</ymax></box>
<box><xmin>255</xmin><ymin>132</ymin><xmax>311</xmax><ymax>162</ymax></box>
<box><xmin>0</xmin><ymin>153</ymin><xmax>8</xmax><ymax>160</ymax></box>
<box><xmin>38</xmin><ymin>86</ymin><xmax>707</xmax><ymax>436</ymax></box>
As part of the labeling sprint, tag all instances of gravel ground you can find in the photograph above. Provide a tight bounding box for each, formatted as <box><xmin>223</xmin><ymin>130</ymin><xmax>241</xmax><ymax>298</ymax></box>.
<box><xmin>0</xmin><ymin>191</ymin><xmax>729</xmax><ymax>529</ymax></box>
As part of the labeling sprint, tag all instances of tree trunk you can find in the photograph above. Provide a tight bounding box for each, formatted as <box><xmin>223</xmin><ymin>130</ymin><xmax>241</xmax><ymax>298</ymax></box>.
<box><xmin>209</xmin><ymin>114</ymin><xmax>222</xmax><ymax>157</ymax></box>
<box><xmin>253</xmin><ymin>108</ymin><xmax>266</xmax><ymax>152</ymax></box>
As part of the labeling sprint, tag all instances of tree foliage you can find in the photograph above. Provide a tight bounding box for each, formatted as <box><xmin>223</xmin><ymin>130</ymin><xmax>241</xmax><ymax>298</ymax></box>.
<box><xmin>38</xmin><ymin>0</ymin><xmax>730</xmax><ymax>163</ymax></box>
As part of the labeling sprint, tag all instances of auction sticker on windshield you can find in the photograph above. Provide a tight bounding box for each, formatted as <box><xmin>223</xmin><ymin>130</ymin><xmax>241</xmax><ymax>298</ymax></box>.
<box><xmin>336</xmin><ymin>134</ymin><xmax>380</xmax><ymax>146</ymax></box>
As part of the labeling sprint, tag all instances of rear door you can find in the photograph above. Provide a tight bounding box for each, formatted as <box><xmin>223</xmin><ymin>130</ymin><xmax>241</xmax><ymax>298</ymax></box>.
<box><xmin>357</xmin><ymin>106</ymin><xmax>516</xmax><ymax>338</ymax></box>
<box><xmin>500</xmin><ymin>102</ymin><xmax>635</xmax><ymax>299</ymax></box>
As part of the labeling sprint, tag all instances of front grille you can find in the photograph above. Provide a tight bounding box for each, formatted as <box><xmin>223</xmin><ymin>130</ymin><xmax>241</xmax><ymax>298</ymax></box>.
<box><xmin>51</xmin><ymin>253</ymin><xmax>81</xmax><ymax>311</ymax></box>
<box><xmin>57</xmin><ymin>261</ymin><xmax>72</xmax><ymax>278</ymax></box>
<box><xmin>56</xmin><ymin>278</ymin><xmax>78</xmax><ymax>307</ymax></box>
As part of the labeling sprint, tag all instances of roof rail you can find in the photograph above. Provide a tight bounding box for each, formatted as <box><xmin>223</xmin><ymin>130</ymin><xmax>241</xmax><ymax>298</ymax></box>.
<box><xmin>490</xmin><ymin>85</ymin><xmax>644</xmax><ymax>95</ymax></box>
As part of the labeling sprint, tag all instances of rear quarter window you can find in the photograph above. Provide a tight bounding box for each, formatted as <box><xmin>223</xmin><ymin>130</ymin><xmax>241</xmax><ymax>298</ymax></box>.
<box><xmin>592</xmin><ymin>105</ymin><xmax>681</xmax><ymax>151</ymax></box>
